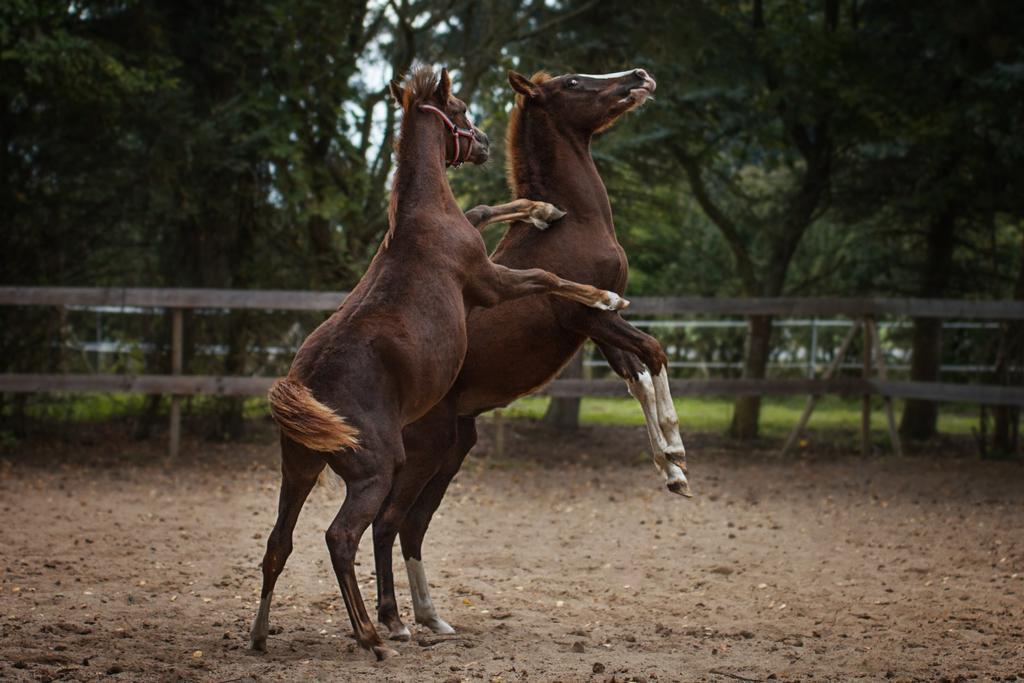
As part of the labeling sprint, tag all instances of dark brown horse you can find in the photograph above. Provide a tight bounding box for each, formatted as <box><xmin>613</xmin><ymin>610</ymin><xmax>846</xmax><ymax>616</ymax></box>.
<box><xmin>372</xmin><ymin>68</ymin><xmax>689</xmax><ymax>641</ymax></box>
<box><xmin>249</xmin><ymin>66</ymin><xmax>627</xmax><ymax>660</ymax></box>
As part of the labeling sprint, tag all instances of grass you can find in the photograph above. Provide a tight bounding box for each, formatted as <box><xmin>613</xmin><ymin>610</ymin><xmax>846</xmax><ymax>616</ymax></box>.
<box><xmin>498</xmin><ymin>395</ymin><xmax>978</xmax><ymax>438</ymax></box>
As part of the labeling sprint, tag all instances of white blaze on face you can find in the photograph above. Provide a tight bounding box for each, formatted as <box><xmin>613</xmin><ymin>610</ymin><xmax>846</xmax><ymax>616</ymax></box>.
<box><xmin>405</xmin><ymin>558</ymin><xmax>455</xmax><ymax>634</ymax></box>
<box><xmin>575</xmin><ymin>70</ymin><xmax>636</xmax><ymax>79</ymax></box>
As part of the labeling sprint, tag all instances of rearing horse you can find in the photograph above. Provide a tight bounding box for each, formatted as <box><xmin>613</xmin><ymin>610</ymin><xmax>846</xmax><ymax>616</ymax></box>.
<box><xmin>249</xmin><ymin>66</ymin><xmax>626</xmax><ymax>660</ymax></box>
<box><xmin>372</xmin><ymin>68</ymin><xmax>689</xmax><ymax>641</ymax></box>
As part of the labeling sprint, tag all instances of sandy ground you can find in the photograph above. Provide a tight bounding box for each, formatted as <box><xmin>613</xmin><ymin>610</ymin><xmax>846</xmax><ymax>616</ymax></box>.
<box><xmin>1</xmin><ymin>420</ymin><xmax>1023</xmax><ymax>682</ymax></box>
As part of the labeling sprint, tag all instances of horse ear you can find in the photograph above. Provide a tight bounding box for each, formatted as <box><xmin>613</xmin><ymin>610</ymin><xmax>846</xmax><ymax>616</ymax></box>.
<box><xmin>508</xmin><ymin>71</ymin><xmax>541</xmax><ymax>99</ymax></box>
<box><xmin>388</xmin><ymin>78</ymin><xmax>406</xmax><ymax>107</ymax></box>
<box><xmin>434</xmin><ymin>67</ymin><xmax>452</xmax><ymax>103</ymax></box>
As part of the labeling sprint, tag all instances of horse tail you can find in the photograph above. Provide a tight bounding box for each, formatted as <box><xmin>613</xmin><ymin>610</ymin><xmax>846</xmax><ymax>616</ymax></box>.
<box><xmin>267</xmin><ymin>378</ymin><xmax>360</xmax><ymax>452</ymax></box>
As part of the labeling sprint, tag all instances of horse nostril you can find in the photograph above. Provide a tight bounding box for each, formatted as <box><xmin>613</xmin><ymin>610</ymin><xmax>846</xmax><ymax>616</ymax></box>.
<box><xmin>634</xmin><ymin>69</ymin><xmax>648</xmax><ymax>80</ymax></box>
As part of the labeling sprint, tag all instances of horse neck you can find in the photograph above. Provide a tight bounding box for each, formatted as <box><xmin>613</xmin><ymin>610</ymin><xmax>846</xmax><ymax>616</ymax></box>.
<box><xmin>389</xmin><ymin>111</ymin><xmax>462</xmax><ymax>236</ymax></box>
<box><xmin>510</xmin><ymin>110</ymin><xmax>613</xmax><ymax>229</ymax></box>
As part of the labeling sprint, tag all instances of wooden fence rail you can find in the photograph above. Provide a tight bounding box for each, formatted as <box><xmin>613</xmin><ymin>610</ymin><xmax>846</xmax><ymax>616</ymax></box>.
<box><xmin>2</xmin><ymin>374</ymin><xmax>1021</xmax><ymax>405</ymax></box>
<box><xmin>2</xmin><ymin>287</ymin><xmax>1022</xmax><ymax>457</ymax></box>
<box><xmin>3</xmin><ymin>286</ymin><xmax>1024</xmax><ymax>318</ymax></box>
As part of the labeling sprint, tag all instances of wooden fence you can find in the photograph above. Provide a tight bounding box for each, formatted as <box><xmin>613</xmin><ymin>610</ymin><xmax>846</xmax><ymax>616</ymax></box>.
<box><xmin>2</xmin><ymin>287</ymin><xmax>1023</xmax><ymax>457</ymax></box>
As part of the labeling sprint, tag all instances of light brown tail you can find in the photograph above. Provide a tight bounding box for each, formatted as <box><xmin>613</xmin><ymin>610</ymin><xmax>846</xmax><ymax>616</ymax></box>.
<box><xmin>267</xmin><ymin>378</ymin><xmax>360</xmax><ymax>452</ymax></box>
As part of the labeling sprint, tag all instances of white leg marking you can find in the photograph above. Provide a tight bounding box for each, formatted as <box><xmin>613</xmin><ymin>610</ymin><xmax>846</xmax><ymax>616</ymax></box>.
<box><xmin>651</xmin><ymin>367</ymin><xmax>690</xmax><ymax>495</ymax></box>
<box><xmin>405</xmin><ymin>559</ymin><xmax>455</xmax><ymax>635</ymax></box>
<box><xmin>528</xmin><ymin>215</ymin><xmax>551</xmax><ymax>230</ymax></box>
<box><xmin>250</xmin><ymin>591</ymin><xmax>272</xmax><ymax>650</ymax></box>
<box><xmin>628</xmin><ymin>370</ymin><xmax>691</xmax><ymax>495</ymax></box>
<box><xmin>594</xmin><ymin>291</ymin><xmax>628</xmax><ymax>311</ymax></box>
<box><xmin>627</xmin><ymin>370</ymin><xmax>670</xmax><ymax>474</ymax></box>
<box><xmin>651</xmin><ymin>367</ymin><xmax>685</xmax><ymax>453</ymax></box>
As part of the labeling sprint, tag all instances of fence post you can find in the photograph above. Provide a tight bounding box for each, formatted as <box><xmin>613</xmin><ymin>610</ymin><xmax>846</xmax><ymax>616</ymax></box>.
<box><xmin>168</xmin><ymin>308</ymin><xmax>183</xmax><ymax>459</ymax></box>
<box><xmin>861</xmin><ymin>317</ymin><xmax>872</xmax><ymax>457</ymax></box>
<box><xmin>808</xmin><ymin>318</ymin><xmax>818</xmax><ymax>378</ymax></box>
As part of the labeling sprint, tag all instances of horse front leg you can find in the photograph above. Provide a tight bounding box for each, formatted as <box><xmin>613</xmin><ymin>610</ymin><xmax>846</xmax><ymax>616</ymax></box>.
<box><xmin>478</xmin><ymin>264</ymin><xmax>629</xmax><ymax>311</ymax></box>
<box><xmin>464</xmin><ymin>198</ymin><xmax>566</xmax><ymax>231</ymax></box>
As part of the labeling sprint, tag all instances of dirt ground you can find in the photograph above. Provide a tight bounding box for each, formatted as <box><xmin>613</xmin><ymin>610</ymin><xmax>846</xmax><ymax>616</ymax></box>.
<box><xmin>1</xmin><ymin>419</ymin><xmax>1022</xmax><ymax>682</ymax></box>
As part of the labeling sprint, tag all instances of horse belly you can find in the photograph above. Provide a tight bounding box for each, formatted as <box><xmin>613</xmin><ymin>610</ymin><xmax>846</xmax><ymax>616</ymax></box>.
<box><xmin>387</xmin><ymin>311</ymin><xmax>469</xmax><ymax>424</ymax></box>
<box><xmin>454</xmin><ymin>295</ymin><xmax>584</xmax><ymax>414</ymax></box>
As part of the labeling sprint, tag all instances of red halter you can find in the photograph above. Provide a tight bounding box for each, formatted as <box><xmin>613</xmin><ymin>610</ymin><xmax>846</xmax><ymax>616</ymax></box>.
<box><xmin>418</xmin><ymin>104</ymin><xmax>476</xmax><ymax>168</ymax></box>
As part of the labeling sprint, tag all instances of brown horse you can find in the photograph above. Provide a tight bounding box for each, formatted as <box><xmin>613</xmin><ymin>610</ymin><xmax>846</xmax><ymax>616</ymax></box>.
<box><xmin>249</xmin><ymin>66</ymin><xmax>627</xmax><ymax>660</ymax></box>
<box><xmin>372</xmin><ymin>68</ymin><xmax>689</xmax><ymax>641</ymax></box>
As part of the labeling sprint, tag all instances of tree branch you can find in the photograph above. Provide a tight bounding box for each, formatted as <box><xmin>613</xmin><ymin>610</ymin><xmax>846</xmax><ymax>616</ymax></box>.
<box><xmin>673</xmin><ymin>146</ymin><xmax>760</xmax><ymax>294</ymax></box>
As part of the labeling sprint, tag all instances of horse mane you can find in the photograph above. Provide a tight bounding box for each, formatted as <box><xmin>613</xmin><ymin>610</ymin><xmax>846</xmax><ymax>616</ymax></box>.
<box><xmin>505</xmin><ymin>71</ymin><xmax>553</xmax><ymax>196</ymax></box>
<box><xmin>385</xmin><ymin>65</ymin><xmax>444</xmax><ymax>249</ymax></box>
<box><xmin>397</xmin><ymin>64</ymin><xmax>441</xmax><ymax>110</ymax></box>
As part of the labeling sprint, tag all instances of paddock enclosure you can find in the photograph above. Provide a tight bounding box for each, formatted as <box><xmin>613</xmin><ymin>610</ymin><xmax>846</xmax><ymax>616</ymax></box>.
<box><xmin>1</xmin><ymin>421</ymin><xmax>1021</xmax><ymax>682</ymax></box>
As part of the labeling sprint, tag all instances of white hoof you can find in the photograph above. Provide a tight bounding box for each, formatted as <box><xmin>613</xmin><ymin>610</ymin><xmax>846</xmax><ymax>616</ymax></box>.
<box><xmin>665</xmin><ymin>462</ymin><xmax>691</xmax><ymax>497</ymax></box>
<box><xmin>419</xmin><ymin>616</ymin><xmax>456</xmax><ymax>635</ymax></box>
<box><xmin>530</xmin><ymin>202</ymin><xmax>565</xmax><ymax>230</ymax></box>
<box><xmin>386</xmin><ymin>624</ymin><xmax>411</xmax><ymax>641</ymax></box>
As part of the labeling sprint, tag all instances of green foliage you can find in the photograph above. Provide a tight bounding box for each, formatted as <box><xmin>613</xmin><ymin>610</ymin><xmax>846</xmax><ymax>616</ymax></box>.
<box><xmin>2</xmin><ymin>1</ymin><xmax>1023</xmax><ymax>440</ymax></box>
<box><xmin>501</xmin><ymin>395</ymin><xmax>978</xmax><ymax>439</ymax></box>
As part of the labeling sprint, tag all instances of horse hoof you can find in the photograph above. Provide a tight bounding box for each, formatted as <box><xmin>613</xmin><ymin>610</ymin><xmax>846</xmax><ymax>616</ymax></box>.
<box><xmin>596</xmin><ymin>292</ymin><xmax>629</xmax><ymax>311</ymax></box>
<box><xmin>531</xmin><ymin>202</ymin><xmax>566</xmax><ymax>229</ymax></box>
<box><xmin>388</xmin><ymin>624</ymin><xmax>412</xmax><ymax>641</ymax></box>
<box><xmin>373</xmin><ymin>644</ymin><xmax>401</xmax><ymax>660</ymax></box>
<box><xmin>420</xmin><ymin>617</ymin><xmax>456</xmax><ymax>635</ymax></box>
<box><xmin>667</xmin><ymin>480</ymin><xmax>693</xmax><ymax>498</ymax></box>
<box><xmin>250</xmin><ymin>637</ymin><xmax>267</xmax><ymax>652</ymax></box>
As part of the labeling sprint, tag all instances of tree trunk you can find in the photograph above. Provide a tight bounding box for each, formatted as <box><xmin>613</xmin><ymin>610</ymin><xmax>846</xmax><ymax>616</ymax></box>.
<box><xmin>543</xmin><ymin>349</ymin><xmax>584</xmax><ymax>430</ymax></box>
<box><xmin>900</xmin><ymin>206</ymin><xmax>957</xmax><ymax>441</ymax></box>
<box><xmin>730</xmin><ymin>315</ymin><xmax>773</xmax><ymax>439</ymax></box>
<box><xmin>900</xmin><ymin>317</ymin><xmax>943</xmax><ymax>440</ymax></box>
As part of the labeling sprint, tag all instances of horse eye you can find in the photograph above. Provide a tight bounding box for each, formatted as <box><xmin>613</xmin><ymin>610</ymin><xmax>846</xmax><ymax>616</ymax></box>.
<box><xmin>568</xmin><ymin>78</ymin><xmax>579</xmax><ymax>88</ymax></box>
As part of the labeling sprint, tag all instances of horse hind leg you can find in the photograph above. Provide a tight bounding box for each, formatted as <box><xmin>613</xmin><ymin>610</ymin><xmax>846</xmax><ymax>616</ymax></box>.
<box><xmin>398</xmin><ymin>417</ymin><xmax>477</xmax><ymax>635</ymax></box>
<box><xmin>325</xmin><ymin>437</ymin><xmax>400</xmax><ymax>660</ymax></box>
<box><xmin>372</xmin><ymin>475</ymin><xmax>433</xmax><ymax>641</ymax></box>
<box><xmin>598</xmin><ymin>344</ymin><xmax>690</xmax><ymax>496</ymax></box>
<box><xmin>373</xmin><ymin>402</ymin><xmax>458</xmax><ymax>640</ymax></box>
<box><xmin>251</xmin><ymin>438</ymin><xmax>323</xmax><ymax>651</ymax></box>
<box><xmin>650</xmin><ymin>365</ymin><xmax>689</xmax><ymax>492</ymax></box>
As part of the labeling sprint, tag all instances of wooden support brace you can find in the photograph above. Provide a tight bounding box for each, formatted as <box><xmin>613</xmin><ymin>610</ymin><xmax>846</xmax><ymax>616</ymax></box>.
<box><xmin>781</xmin><ymin>319</ymin><xmax>862</xmax><ymax>456</ymax></box>
<box><xmin>867</xmin><ymin>318</ymin><xmax>903</xmax><ymax>457</ymax></box>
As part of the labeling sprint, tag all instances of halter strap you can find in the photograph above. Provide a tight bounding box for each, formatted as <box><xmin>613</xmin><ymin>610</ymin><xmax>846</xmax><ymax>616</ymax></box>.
<box><xmin>418</xmin><ymin>104</ymin><xmax>476</xmax><ymax>168</ymax></box>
